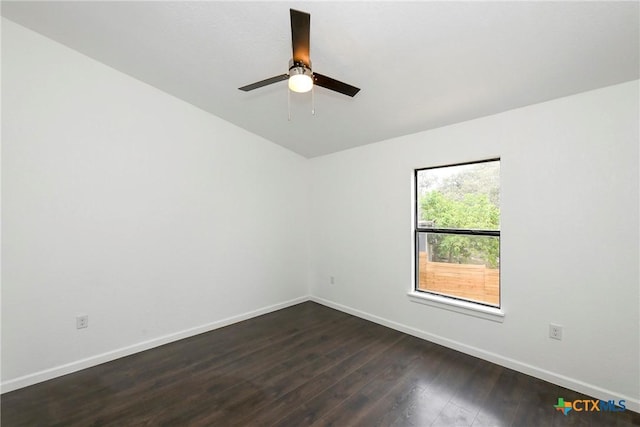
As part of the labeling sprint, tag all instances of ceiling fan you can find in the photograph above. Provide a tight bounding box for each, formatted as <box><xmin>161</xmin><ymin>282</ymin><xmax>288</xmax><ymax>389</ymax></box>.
<box><xmin>239</xmin><ymin>9</ymin><xmax>360</xmax><ymax>98</ymax></box>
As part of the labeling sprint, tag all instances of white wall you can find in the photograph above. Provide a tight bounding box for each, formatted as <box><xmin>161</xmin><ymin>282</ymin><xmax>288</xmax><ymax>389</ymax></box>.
<box><xmin>1</xmin><ymin>19</ymin><xmax>309</xmax><ymax>389</ymax></box>
<box><xmin>309</xmin><ymin>80</ymin><xmax>639</xmax><ymax>409</ymax></box>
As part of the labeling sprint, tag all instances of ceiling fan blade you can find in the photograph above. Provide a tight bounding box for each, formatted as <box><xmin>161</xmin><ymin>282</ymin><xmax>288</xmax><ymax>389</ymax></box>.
<box><xmin>290</xmin><ymin>9</ymin><xmax>310</xmax><ymax>67</ymax></box>
<box><xmin>238</xmin><ymin>74</ymin><xmax>289</xmax><ymax>92</ymax></box>
<box><xmin>313</xmin><ymin>73</ymin><xmax>360</xmax><ymax>97</ymax></box>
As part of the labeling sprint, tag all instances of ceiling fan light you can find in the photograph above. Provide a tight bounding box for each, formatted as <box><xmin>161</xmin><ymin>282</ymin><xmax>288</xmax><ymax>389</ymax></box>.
<box><xmin>288</xmin><ymin>67</ymin><xmax>313</xmax><ymax>93</ymax></box>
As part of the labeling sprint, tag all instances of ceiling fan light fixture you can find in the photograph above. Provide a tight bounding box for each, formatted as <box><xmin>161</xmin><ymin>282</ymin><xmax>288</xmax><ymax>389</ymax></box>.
<box><xmin>238</xmin><ymin>10</ymin><xmax>360</xmax><ymax>98</ymax></box>
<box><xmin>288</xmin><ymin>65</ymin><xmax>313</xmax><ymax>93</ymax></box>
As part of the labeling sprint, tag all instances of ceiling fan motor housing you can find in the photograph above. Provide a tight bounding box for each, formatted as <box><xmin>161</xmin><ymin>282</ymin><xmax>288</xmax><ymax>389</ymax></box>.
<box><xmin>288</xmin><ymin>59</ymin><xmax>312</xmax><ymax>77</ymax></box>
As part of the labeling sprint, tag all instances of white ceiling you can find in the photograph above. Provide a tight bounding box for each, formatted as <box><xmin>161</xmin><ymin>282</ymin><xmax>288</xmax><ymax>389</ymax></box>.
<box><xmin>2</xmin><ymin>1</ymin><xmax>638</xmax><ymax>158</ymax></box>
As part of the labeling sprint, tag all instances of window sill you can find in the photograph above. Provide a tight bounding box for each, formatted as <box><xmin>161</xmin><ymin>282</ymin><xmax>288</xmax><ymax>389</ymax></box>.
<box><xmin>407</xmin><ymin>291</ymin><xmax>505</xmax><ymax>322</ymax></box>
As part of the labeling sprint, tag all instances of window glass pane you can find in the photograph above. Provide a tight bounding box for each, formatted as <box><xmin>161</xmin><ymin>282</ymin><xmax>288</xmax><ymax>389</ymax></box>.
<box><xmin>417</xmin><ymin>161</ymin><xmax>500</xmax><ymax>230</ymax></box>
<box><xmin>417</xmin><ymin>232</ymin><xmax>500</xmax><ymax>307</ymax></box>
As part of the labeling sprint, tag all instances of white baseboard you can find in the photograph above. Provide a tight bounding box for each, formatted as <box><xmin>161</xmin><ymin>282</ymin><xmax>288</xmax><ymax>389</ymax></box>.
<box><xmin>1</xmin><ymin>295</ymin><xmax>309</xmax><ymax>394</ymax></box>
<box><xmin>4</xmin><ymin>294</ymin><xmax>638</xmax><ymax>414</ymax></box>
<box><xmin>310</xmin><ymin>296</ymin><xmax>640</xmax><ymax>414</ymax></box>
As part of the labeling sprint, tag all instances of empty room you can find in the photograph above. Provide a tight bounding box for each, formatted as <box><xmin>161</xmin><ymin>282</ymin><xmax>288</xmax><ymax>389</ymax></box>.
<box><xmin>1</xmin><ymin>1</ymin><xmax>639</xmax><ymax>426</ymax></box>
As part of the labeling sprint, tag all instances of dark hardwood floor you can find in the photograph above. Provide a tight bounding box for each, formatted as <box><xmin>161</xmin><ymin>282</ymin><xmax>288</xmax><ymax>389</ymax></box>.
<box><xmin>2</xmin><ymin>302</ymin><xmax>638</xmax><ymax>426</ymax></box>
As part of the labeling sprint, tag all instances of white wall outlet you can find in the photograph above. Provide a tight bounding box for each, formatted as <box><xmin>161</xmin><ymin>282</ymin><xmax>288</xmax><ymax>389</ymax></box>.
<box><xmin>76</xmin><ymin>315</ymin><xmax>89</xmax><ymax>329</ymax></box>
<box><xmin>330</xmin><ymin>276</ymin><xmax>335</xmax><ymax>285</ymax></box>
<box><xmin>549</xmin><ymin>323</ymin><xmax>562</xmax><ymax>340</ymax></box>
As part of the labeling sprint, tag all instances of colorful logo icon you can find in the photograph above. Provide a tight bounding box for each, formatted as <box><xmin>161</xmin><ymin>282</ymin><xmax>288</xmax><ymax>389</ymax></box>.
<box><xmin>554</xmin><ymin>398</ymin><xmax>573</xmax><ymax>415</ymax></box>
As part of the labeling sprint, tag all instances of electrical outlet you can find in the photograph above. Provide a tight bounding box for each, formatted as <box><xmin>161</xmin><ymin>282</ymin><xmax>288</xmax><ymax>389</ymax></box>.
<box><xmin>549</xmin><ymin>323</ymin><xmax>562</xmax><ymax>340</ymax></box>
<box><xmin>330</xmin><ymin>276</ymin><xmax>335</xmax><ymax>285</ymax></box>
<box><xmin>76</xmin><ymin>315</ymin><xmax>89</xmax><ymax>329</ymax></box>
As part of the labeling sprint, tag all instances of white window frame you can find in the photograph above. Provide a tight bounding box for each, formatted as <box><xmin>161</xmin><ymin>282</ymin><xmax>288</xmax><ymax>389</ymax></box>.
<box><xmin>408</xmin><ymin>159</ymin><xmax>505</xmax><ymax>322</ymax></box>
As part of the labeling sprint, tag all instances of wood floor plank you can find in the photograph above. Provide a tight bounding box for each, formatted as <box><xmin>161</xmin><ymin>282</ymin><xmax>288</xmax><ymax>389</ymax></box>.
<box><xmin>305</xmin><ymin>336</ymin><xmax>461</xmax><ymax>427</ymax></box>
<box><xmin>2</xmin><ymin>301</ymin><xmax>638</xmax><ymax>427</ymax></box>
<box><xmin>271</xmin><ymin>335</ymin><xmax>419</xmax><ymax>427</ymax></box>
<box><xmin>233</xmin><ymin>324</ymin><xmax>403</xmax><ymax>426</ymax></box>
<box><xmin>392</xmin><ymin>349</ymin><xmax>482</xmax><ymax>426</ymax></box>
<box><xmin>471</xmin><ymin>368</ymin><xmax>528</xmax><ymax>426</ymax></box>
<box><xmin>155</xmin><ymin>315</ymin><xmax>377</xmax><ymax>426</ymax></box>
<box><xmin>352</xmin><ymin>342</ymin><xmax>452</xmax><ymax>427</ymax></box>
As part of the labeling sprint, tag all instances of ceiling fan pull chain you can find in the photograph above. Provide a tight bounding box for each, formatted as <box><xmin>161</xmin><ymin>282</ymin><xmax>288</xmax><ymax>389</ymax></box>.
<box><xmin>311</xmin><ymin>83</ymin><xmax>315</xmax><ymax>116</ymax></box>
<box><xmin>287</xmin><ymin>87</ymin><xmax>291</xmax><ymax>121</ymax></box>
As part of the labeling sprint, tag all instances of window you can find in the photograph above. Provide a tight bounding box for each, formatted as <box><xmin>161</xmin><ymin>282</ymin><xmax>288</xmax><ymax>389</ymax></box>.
<box><xmin>414</xmin><ymin>159</ymin><xmax>500</xmax><ymax>308</ymax></box>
